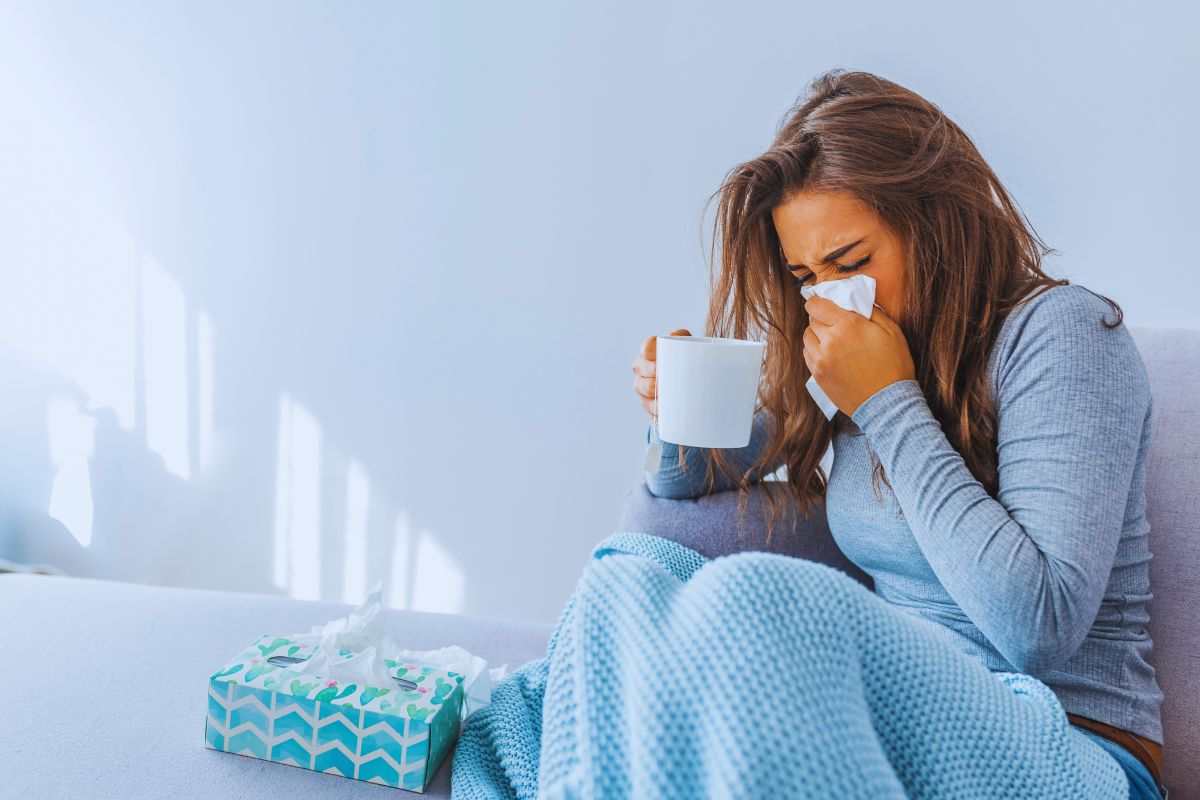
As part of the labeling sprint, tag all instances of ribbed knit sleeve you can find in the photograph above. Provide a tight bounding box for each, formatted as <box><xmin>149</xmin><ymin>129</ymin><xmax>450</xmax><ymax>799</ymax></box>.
<box><xmin>848</xmin><ymin>287</ymin><xmax>1150</xmax><ymax>673</ymax></box>
<box><xmin>643</xmin><ymin>409</ymin><xmax>782</xmax><ymax>499</ymax></box>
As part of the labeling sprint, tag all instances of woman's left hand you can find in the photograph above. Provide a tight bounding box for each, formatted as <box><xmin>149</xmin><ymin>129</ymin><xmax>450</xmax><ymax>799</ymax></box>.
<box><xmin>802</xmin><ymin>296</ymin><xmax>917</xmax><ymax>417</ymax></box>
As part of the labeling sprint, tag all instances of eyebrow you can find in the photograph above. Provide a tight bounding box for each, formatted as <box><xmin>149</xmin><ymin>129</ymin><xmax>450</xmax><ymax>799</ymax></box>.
<box><xmin>785</xmin><ymin>237</ymin><xmax>866</xmax><ymax>269</ymax></box>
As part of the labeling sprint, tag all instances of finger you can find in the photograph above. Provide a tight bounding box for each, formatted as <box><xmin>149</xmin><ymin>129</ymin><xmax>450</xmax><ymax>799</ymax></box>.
<box><xmin>804</xmin><ymin>296</ymin><xmax>851</xmax><ymax>326</ymax></box>
<box><xmin>632</xmin><ymin>357</ymin><xmax>656</xmax><ymax>378</ymax></box>
<box><xmin>803</xmin><ymin>322</ymin><xmax>826</xmax><ymax>348</ymax></box>
<box><xmin>801</xmin><ymin>340</ymin><xmax>820</xmax><ymax>376</ymax></box>
<box><xmin>633</xmin><ymin>374</ymin><xmax>657</xmax><ymax>400</ymax></box>
<box><xmin>640</xmin><ymin>328</ymin><xmax>692</xmax><ymax>362</ymax></box>
<box><xmin>802</xmin><ymin>330</ymin><xmax>819</xmax><ymax>375</ymax></box>
<box><xmin>869</xmin><ymin>303</ymin><xmax>902</xmax><ymax>333</ymax></box>
<box><xmin>642</xmin><ymin>395</ymin><xmax>657</xmax><ymax>420</ymax></box>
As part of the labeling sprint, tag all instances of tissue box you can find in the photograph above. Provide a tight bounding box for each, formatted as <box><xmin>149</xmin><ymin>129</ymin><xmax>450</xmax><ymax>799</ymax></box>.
<box><xmin>204</xmin><ymin>634</ymin><xmax>465</xmax><ymax>793</ymax></box>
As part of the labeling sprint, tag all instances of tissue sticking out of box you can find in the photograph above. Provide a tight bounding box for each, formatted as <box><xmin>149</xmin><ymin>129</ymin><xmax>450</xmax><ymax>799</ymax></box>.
<box><xmin>267</xmin><ymin>585</ymin><xmax>508</xmax><ymax>720</ymax></box>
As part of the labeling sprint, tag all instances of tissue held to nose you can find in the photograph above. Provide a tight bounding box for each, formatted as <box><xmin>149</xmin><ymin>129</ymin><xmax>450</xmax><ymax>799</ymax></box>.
<box><xmin>799</xmin><ymin>274</ymin><xmax>878</xmax><ymax>419</ymax></box>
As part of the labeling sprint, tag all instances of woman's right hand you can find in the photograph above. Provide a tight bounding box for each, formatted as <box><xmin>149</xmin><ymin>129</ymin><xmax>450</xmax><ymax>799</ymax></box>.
<box><xmin>632</xmin><ymin>328</ymin><xmax>692</xmax><ymax>421</ymax></box>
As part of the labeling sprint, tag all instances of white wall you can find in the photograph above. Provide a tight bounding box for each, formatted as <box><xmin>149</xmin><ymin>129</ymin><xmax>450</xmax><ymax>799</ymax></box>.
<box><xmin>1</xmin><ymin>1</ymin><xmax>1195</xmax><ymax>624</ymax></box>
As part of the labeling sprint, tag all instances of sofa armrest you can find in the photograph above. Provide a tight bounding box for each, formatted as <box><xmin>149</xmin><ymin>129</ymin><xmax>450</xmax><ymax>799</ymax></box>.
<box><xmin>616</xmin><ymin>480</ymin><xmax>872</xmax><ymax>589</ymax></box>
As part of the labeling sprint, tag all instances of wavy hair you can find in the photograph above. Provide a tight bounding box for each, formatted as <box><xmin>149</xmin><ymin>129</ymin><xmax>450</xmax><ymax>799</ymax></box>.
<box><xmin>675</xmin><ymin>68</ymin><xmax>1122</xmax><ymax>545</ymax></box>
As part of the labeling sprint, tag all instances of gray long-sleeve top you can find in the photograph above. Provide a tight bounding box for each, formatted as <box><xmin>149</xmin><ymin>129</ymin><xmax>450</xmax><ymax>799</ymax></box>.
<box><xmin>644</xmin><ymin>283</ymin><xmax>1165</xmax><ymax>743</ymax></box>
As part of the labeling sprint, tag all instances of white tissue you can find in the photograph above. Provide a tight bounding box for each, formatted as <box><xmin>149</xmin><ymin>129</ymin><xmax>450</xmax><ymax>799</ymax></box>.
<box><xmin>270</xmin><ymin>585</ymin><xmax>508</xmax><ymax>720</ymax></box>
<box><xmin>385</xmin><ymin>644</ymin><xmax>506</xmax><ymax>722</ymax></box>
<box><xmin>799</xmin><ymin>274</ymin><xmax>877</xmax><ymax>419</ymax></box>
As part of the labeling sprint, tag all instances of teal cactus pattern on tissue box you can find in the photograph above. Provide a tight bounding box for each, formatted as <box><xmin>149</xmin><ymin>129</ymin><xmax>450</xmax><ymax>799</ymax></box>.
<box><xmin>204</xmin><ymin>634</ymin><xmax>465</xmax><ymax>793</ymax></box>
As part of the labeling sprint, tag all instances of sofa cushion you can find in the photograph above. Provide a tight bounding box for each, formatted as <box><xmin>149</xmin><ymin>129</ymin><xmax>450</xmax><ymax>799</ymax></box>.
<box><xmin>0</xmin><ymin>575</ymin><xmax>553</xmax><ymax>799</ymax></box>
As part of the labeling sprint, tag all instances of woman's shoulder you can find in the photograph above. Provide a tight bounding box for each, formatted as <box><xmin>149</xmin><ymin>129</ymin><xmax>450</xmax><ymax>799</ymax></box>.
<box><xmin>990</xmin><ymin>282</ymin><xmax>1147</xmax><ymax>393</ymax></box>
<box><xmin>1000</xmin><ymin>282</ymin><xmax>1121</xmax><ymax>340</ymax></box>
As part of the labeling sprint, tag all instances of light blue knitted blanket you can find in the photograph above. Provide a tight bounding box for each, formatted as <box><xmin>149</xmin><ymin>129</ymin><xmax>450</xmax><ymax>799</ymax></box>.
<box><xmin>450</xmin><ymin>532</ymin><xmax>1126</xmax><ymax>798</ymax></box>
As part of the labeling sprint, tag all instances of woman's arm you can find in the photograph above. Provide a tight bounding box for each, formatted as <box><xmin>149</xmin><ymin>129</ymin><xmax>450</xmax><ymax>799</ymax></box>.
<box><xmin>849</xmin><ymin>287</ymin><xmax>1150</xmax><ymax>674</ymax></box>
<box><xmin>644</xmin><ymin>408</ymin><xmax>784</xmax><ymax>499</ymax></box>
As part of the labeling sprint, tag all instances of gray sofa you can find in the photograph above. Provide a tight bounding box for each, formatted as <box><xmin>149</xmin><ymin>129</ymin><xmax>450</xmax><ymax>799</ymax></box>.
<box><xmin>6</xmin><ymin>327</ymin><xmax>1193</xmax><ymax>798</ymax></box>
<box><xmin>618</xmin><ymin>326</ymin><xmax>1199</xmax><ymax>798</ymax></box>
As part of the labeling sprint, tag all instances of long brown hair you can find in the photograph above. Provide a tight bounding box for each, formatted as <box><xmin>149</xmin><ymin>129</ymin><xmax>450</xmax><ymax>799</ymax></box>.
<box><xmin>675</xmin><ymin>68</ymin><xmax>1122</xmax><ymax>544</ymax></box>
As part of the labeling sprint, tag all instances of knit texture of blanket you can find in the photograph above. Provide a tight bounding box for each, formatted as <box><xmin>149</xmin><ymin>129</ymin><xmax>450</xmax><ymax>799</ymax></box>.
<box><xmin>450</xmin><ymin>532</ymin><xmax>1127</xmax><ymax>799</ymax></box>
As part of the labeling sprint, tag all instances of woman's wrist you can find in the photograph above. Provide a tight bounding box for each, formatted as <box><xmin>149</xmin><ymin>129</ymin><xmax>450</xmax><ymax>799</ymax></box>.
<box><xmin>849</xmin><ymin>378</ymin><xmax>926</xmax><ymax>433</ymax></box>
<box><xmin>646</xmin><ymin>422</ymin><xmax>683</xmax><ymax>471</ymax></box>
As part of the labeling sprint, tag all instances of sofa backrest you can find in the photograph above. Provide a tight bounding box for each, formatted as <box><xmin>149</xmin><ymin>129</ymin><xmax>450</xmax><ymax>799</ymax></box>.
<box><xmin>1130</xmin><ymin>326</ymin><xmax>1200</xmax><ymax>798</ymax></box>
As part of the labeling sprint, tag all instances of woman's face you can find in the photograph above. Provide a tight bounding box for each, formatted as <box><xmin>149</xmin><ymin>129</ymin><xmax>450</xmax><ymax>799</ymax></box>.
<box><xmin>771</xmin><ymin>189</ymin><xmax>907</xmax><ymax>320</ymax></box>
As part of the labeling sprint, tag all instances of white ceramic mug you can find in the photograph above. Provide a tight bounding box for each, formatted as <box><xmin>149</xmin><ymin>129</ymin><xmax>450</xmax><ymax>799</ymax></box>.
<box><xmin>654</xmin><ymin>336</ymin><xmax>766</xmax><ymax>448</ymax></box>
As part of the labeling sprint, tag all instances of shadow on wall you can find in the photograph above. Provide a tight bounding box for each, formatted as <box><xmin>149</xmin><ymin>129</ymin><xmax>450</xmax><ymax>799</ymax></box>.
<box><xmin>0</xmin><ymin>242</ymin><xmax>465</xmax><ymax>614</ymax></box>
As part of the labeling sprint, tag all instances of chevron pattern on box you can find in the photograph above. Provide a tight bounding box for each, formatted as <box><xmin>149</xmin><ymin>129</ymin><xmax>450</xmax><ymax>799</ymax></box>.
<box><xmin>205</xmin><ymin>678</ymin><xmax>432</xmax><ymax>791</ymax></box>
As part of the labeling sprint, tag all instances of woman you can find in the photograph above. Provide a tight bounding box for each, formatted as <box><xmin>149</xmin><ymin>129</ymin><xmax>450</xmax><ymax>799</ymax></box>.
<box><xmin>631</xmin><ymin>70</ymin><xmax>1165</xmax><ymax>797</ymax></box>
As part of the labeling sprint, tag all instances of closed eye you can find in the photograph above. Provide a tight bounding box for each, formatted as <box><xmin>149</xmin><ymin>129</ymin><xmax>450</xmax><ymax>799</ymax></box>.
<box><xmin>791</xmin><ymin>255</ymin><xmax>871</xmax><ymax>285</ymax></box>
<box><xmin>834</xmin><ymin>255</ymin><xmax>871</xmax><ymax>274</ymax></box>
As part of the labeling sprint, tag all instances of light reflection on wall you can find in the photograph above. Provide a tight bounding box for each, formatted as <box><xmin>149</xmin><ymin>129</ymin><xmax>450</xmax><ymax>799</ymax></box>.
<box><xmin>342</xmin><ymin>459</ymin><xmax>369</xmax><ymax>604</ymax></box>
<box><xmin>386</xmin><ymin>509</ymin><xmax>466</xmax><ymax>615</ymax></box>
<box><xmin>0</xmin><ymin>165</ymin><xmax>467</xmax><ymax>608</ymax></box>
<box><xmin>7</xmin><ymin>225</ymin><xmax>469</xmax><ymax>610</ymax></box>
<box><xmin>0</xmin><ymin>14</ymin><xmax>474</xmax><ymax>612</ymax></box>
<box><xmin>412</xmin><ymin>528</ymin><xmax>465</xmax><ymax>614</ymax></box>
<box><xmin>271</xmin><ymin>392</ymin><xmax>322</xmax><ymax>601</ymax></box>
